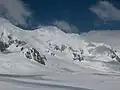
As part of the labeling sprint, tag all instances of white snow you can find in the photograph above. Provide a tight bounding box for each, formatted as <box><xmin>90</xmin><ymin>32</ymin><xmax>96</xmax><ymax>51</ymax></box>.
<box><xmin>0</xmin><ymin>18</ymin><xmax>120</xmax><ymax>90</ymax></box>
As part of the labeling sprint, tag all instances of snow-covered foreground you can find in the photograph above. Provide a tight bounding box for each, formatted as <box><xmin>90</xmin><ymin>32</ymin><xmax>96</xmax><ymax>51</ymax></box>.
<box><xmin>0</xmin><ymin>18</ymin><xmax>120</xmax><ymax>90</ymax></box>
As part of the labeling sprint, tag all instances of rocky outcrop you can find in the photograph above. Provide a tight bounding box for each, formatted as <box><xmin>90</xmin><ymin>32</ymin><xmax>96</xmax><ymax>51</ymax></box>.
<box><xmin>0</xmin><ymin>32</ymin><xmax>47</xmax><ymax>65</ymax></box>
<box><xmin>0</xmin><ymin>32</ymin><xmax>27</xmax><ymax>49</ymax></box>
<box><xmin>0</xmin><ymin>41</ymin><xmax>9</xmax><ymax>52</ymax></box>
<box><xmin>7</xmin><ymin>34</ymin><xmax>27</xmax><ymax>47</ymax></box>
<box><xmin>68</xmin><ymin>46</ymin><xmax>84</xmax><ymax>61</ymax></box>
<box><xmin>90</xmin><ymin>45</ymin><xmax>120</xmax><ymax>62</ymax></box>
<box><xmin>47</xmin><ymin>41</ymin><xmax>84</xmax><ymax>61</ymax></box>
<box><xmin>109</xmin><ymin>49</ymin><xmax>120</xmax><ymax>62</ymax></box>
<box><xmin>23</xmin><ymin>48</ymin><xmax>46</xmax><ymax>65</ymax></box>
<box><xmin>72</xmin><ymin>52</ymin><xmax>84</xmax><ymax>61</ymax></box>
<box><xmin>48</xmin><ymin>42</ymin><xmax>67</xmax><ymax>52</ymax></box>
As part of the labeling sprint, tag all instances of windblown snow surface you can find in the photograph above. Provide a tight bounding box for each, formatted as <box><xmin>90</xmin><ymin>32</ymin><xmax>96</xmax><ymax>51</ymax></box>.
<box><xmin>0</xmin><ymin>18</ymin><xmax>120</xmax><ymax>90</ymax></box>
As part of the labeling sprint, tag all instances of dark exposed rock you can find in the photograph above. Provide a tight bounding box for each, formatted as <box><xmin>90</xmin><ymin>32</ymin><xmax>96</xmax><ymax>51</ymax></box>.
<box><xmin>21</xmin><ymin>47</ymin><xmax>24</xmax><ymax>51</ymax></box>
<box><xmin>61</xmin><ymin>44</ymin><xmax>66</xmax><ymax>52</ymax></box>
<box><xmin>15</xmin><ymin>39</ymin><xmax>27</xmax><ymax>47</ymax></box>
<box><xmin>68</xmin><ymin>46</ymin><xmax>78</xmax><ymax>52</ymax></box>
<box><xmin>24</xmin><ymin>48</ymin><xmax>46</xmax><ymax>65</ymax></box>
<box><xmin>8</xmin><ymin>34</ymin><xmax>14</xmax><ymax>45</ymax></box>
<box><xmin>45</xmin><ymin>50</ymin><xmax>55</xmax><ymax>56</ymax></box>
<box><xmin>25</xmin><ymin>51</ymin><xmax>32</xmax><ymax>59</ymax></box>
<box><xmin>109</xmin><ymin>49</ymin><xmax>120</xmax><ymax>62</ymax></box>
<box><xmin>79</xmin><ymin>49</ymin><xmax>84</xmax><ymax>54</ymax></box>
<box><xmin>54</xmin><ymin>45</ymin><xmax>61</xmax><ymax>51</ymax></box>
<box><xmin>32</xmin><ymin>48</ymin><xmax>46</xmax><ymax>65</ymax></box>
<box><xmin>51</xmin><ymin>52</ymin><xmax>55</xmax><ymax>56</ymax></box>
<box><xmin>72</xmin><ymin>53</ymin><xmax>84</xmax><ymax>61</ymax></box>
<box><xmin>0</xmin><ymin>41</ymin><xmax>9</xmax><ymax>52</ymax></box>
<box><xmin>8</xmin><ymin>40</ymin><xmax>14</xmax><ymax>45</ymax></box>
<box><xmin>7</xmin><ymin>33</ymin><xmax>27</xmax><ymax>47</ymax></box>
<box><xmin>8</xmin><ymin>34</ymin><xmax>12</xmax><ymax>40</ymax></box>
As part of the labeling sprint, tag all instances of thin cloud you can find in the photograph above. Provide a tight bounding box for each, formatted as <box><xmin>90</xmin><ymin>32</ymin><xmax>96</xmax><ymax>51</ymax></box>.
<box><xmin>0</xmin><ymin>0</ymin><xmax>31</xmax><ymax>25</ymax></box>
<box><xmin>90</xmin><ymin>1</ymin><xmax>120</xmax><ymax>22</ymax></box>
<box><xmin>53</xmin><ymin>20</ymin><xmax>79</xmax><ymax>33</ymax></box>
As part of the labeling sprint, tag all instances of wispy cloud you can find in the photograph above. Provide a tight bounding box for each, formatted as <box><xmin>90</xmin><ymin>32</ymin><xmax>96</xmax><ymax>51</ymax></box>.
<box><xmin>53</xmin><ymin>20</ymin><xmax>79</xmax><ymax>33</ymax></box>
<box><xmin>0</xmin><ymin>0</ymin><xmax>31</xmax><ymax>25</ymax></box>
<box><xmin>90</xmin><ymin>1</ymin><xmax>120</xmax><ymax>22</ymax></box>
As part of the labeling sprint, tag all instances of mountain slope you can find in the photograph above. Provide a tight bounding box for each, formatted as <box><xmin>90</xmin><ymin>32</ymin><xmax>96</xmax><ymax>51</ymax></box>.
<box><xmin>0</xmin><ymin>18</ymin><xmax>120</xmax><ymax>90</ymax></box>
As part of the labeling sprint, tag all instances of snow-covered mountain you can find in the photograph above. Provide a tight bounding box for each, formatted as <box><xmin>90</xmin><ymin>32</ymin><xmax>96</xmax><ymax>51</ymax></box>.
<box><xmin>0</xmin><ymin>18</ymin><xmax>120</xmax><ymax>90</ymax></box>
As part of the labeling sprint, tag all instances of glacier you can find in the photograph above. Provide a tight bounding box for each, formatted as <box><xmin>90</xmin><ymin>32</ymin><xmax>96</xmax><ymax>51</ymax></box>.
<box><xmin>0</xmin><ymin>18</ymin><xmax>120</xmax><ymax>90</ymax></box>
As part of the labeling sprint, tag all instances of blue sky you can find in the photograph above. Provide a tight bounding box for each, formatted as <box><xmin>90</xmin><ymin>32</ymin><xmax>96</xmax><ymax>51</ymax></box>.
<box><xmin>23</xmin><ymin>0</ymin><xmax>98</xmax><ymax>31</ymax></box>
<box><xmin>1</xmin><ymin>0</ymin><xmax>120</xmax><ymax>32</ymax></box>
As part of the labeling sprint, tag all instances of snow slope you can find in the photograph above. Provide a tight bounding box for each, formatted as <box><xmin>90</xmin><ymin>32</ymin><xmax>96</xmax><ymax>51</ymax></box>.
<box><xmin>0</xmin><ymin>18</ymin><xmax>120</xmax><ymax>90</ymax></box>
